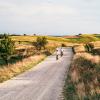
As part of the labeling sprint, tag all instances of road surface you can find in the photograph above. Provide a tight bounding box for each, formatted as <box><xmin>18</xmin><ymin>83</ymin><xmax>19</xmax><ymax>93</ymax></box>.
<box><xmin>0</xmin><ymin>47</ymin><xmax>73</xmax><ymax>100</ymax></box>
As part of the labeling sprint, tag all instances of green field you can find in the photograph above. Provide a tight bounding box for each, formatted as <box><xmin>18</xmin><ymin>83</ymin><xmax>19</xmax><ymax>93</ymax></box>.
<box><xmin>10</xmin><ymin>34</ymin><xmax>100</xmax><ymax>44</ymax></box>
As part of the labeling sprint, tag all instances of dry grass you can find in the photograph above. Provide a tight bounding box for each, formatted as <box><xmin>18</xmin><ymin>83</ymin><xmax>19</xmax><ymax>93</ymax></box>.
<box><xmin>73</xmin><ymin>45</ymin><xmax>86</xmax><ymax>53</ymax></box>
<box><xmin>77</xmin><ymin>82</ymin><xmax>85</xmax><ymax>98</ymax></box>
<box><xmin>75</xmin><ymin>53</ymin><xmax>100</xmax><ymax>63</ymax></box>
<box><xmin>64</xmin><ymin>54</ymin><xmax>100</xmax><ymax>99</ymax></box>
<box><xmin>11</xmin><ymin>36</ymin><xmax>37</xmax><ymax>42</ymax></box>
<box><xmin>0</xmin><ymin>54</ymin><xmax>46</xmax><ymax>83</ymax></box>
<box><xmin>16</xmin><ymin>44</ymin><xmax>34</xmax><ymax>50</ymax></box>
<box><xmin>64</xmin><ymin>43</ymin><xmax>100</xmax><ymax>100</ymax></box>
<box><xmin>90</xmin><ymin>41</ymin><xmax>100</xmax><ymax>49</ymax></box>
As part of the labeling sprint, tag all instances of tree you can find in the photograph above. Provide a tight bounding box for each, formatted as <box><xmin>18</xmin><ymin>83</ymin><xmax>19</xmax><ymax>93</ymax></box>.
<box><xmin>41</xmin><ymin>37</ymin><xmax>48</xmax><ymax>49</ymax></box>
<box><xmin>0</xmin><ymin>34</ymin><xmax>15</xmax><ymax>64</ymax></box>
<box><xmin>33</xmin><ymin>37</ymin><xmax>48</xmax><ymax>50</ymax></box>
<box><xmin>24</xmin><ymin>34</ymin><xmax>26</xmax><ymax>36</ymax></box>
<box><xmin>0</xmin><ymin>34</ymin><xmax>4</xmax><ymax>39</ymax></box>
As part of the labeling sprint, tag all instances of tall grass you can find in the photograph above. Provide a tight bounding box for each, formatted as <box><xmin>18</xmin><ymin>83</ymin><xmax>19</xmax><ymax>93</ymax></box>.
<box><xmin>64</xmin><ymin>46</ymin><xmax>100</xmax><ymax>100</ymax></box>
<box><xmin>0</xmin><ymin>54</ymin><xmax>46</xmax><ymax>83</ymax></box>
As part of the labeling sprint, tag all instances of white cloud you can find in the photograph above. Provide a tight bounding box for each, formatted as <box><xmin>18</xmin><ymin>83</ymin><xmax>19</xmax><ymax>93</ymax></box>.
<box><xmin>0</xmin><ymin>2</ymin><xmax>78</xmax><ymax>17</ymax></box>
<box><xmin>0</xmin><ymin>0</ymin><xmax>100</xmax><ymax>34</ymax></box>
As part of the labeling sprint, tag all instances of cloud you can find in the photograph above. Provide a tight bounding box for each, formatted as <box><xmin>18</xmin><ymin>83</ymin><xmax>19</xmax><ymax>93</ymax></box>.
<box><xmin>0</xmin><ymin>1</ymin><xmax>78</xmax><ymax>17</ymax></box>
<box><xmin>0</xmin><ymin>0</ymin><xmax>100</xmax><ymax>34</ymax></box>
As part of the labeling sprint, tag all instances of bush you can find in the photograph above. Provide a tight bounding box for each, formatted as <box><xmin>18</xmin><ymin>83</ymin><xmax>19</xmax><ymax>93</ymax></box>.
<box><xmin>33</xmin><ymin>37</ymin><xmax>48</xmax><ymax>50</ymax></box>
<box><xmin>85</xmin><ymin>43</ymin><xmax>94</xmax><ymax>53</ymax></box>
<box><xmin>93</xmin><ymin>49</ymin><xmax>100</xmax><ymax>55</ymax></box>
<box><xmin>73</xmin><ymin>57</ymin><xmax>94</xmax><ymax>70</ymax></box>
<box><xmin>61</xmin><ymin>43</ymin><xmax>66</xmax><ymax>47</ymax></box>
<box><xmin>83</xmin><ymin>96</ymin><xmax>90</xmax><ymax>100</ymax></box>
<box><xmin>81</xmin><ymin>71</ymin><xmax>93</xmax><ymax>82</ymax></box>
<box><xmin>0</xmin><ymin>34</ymin><xmax>15</xmax><ymax>64</ymax></box>
<box><xmin>66</xmin><ymin>83</ymin><xmax>76</xmax><ymax>94</ymax></box>
<box><xmin>91</xmin><ymin>94</ymin><xmax>100</xmax><ymax>100</ymax></box>
<box><xmin>64</xmin><ymin>82</ymin><xmax>77</xmax><ymax>100</ymax></box>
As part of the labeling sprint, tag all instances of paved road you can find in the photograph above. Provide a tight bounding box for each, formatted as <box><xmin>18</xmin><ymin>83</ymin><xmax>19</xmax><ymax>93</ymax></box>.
<box><xmin>0</xmin><ymin>48</ymin><xmax>73</xmax><ymax>100</ymax></box>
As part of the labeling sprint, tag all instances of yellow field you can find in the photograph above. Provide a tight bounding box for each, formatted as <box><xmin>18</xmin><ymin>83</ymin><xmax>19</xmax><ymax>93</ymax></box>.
<box><xmin>11</xmin><ymin>36</ymin><xmax>37</xmax><ymax>42</ymax></box>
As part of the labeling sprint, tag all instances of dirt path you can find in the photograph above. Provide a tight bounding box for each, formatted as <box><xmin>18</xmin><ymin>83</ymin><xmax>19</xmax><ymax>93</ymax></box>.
<box><xmin>0</xmin><ymin>47</ymin><xmax>73</xmax><ymax>100</ymax></box>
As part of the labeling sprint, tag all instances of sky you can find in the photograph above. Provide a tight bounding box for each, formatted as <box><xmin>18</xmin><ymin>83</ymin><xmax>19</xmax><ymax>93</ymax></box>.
<box><xmin>0</xmin><ymin>0</ymin><xmax>100</xmax><ymax>35</ymax></box>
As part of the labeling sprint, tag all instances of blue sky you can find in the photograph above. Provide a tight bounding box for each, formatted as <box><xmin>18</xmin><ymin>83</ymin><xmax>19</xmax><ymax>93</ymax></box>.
<box><xmin>0</xmin><ymin>0</ymin><xmax>100</xmax><ymax>35</ymax></box>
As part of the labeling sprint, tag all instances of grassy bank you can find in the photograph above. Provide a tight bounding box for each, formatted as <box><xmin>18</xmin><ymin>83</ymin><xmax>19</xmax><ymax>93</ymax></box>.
<box><xmin>0</xmin><ymin>54</ymin><xmax>46</xmax><ymax>83</ymax></box>
<box><xmin>0</xmin><ymin>44</ymin><xmax>57</xmax><ymax>83</ymax></box>
<box><xmin>63</xmin><ymin>43</ymin><xmax>100</xmax><ymax>100</ymax></box>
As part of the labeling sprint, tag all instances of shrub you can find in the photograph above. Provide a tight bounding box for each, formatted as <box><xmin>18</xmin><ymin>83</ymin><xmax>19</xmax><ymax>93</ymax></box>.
<box><xmin>66</xmin><ymin>83</ymin><xmax>76</xmax><ymax>94</ymax></box>
<box><xmin>73</xmin><ymin>57</ymin><xmax>94</xmax><ymax>70</ymax></box>
<box><xmin>0</xmin><ymin>34</ymin><xmax>15</xmax><ymax>64</ymax></box>
<box><xmin>64</xmin><ymin>82</ymin><xmax>77</xmax><ymax>100</ymax></box>
<box><xmin>93</xmin><ymin>48</ymin><xmax>100</xmax><ymax>55</ymax></box>
<box><xmin>61</xmin><ymin>43</ymin><xmax>66</xmax><ymax>47</ymax></box>
<box><xmin>81</xmin><ymin>71</ymin><xmax>93</xmax><ymax>82</ymax></box>
<box><xmin>95</xmin><ymin>63</ymin><xmax>100</xmax><ymax>73</ymax></box>
<box><xmin>83</xmin><ymin>96</ymin><xmax>90</xmax><ymax>100</ymax></box>
<box><xmin>33</xmin><ymin>37</ymin><xmax>48</xmax><ymax>50</ymax></box>
<box><xmin>85</xmin><ymin>43</ymin><xmax>94</xmax><ymax>53</ymax></box>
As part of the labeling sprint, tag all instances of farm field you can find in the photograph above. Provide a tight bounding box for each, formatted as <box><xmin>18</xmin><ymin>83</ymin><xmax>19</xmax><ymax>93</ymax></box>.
<box><xmin>9</xmin><ymin>34</ymin><xmax>100</xmax><ymax>51</ymax></box>
<box><xmin>11</xmin><ymin>34</ymin><xmax>100</xmax><ymax>43</ymax></box>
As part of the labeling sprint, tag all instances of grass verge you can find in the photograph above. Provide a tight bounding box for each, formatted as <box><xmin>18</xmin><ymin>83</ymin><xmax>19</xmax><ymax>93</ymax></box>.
<box><xmin>63</xmin><ymin>52</ymin><xmax>100</xmax><ymax>100</ymax></box>
<box><xmin>0</xmin><ymin>54</ymin><xmax>46</xmax><ymax>83</ymax></box>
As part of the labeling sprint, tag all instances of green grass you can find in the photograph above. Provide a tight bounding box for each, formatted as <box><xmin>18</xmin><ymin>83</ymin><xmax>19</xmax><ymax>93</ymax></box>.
<box><xmin>10</xmin><ymin>34</ymin><xmax>100</xmax><ymax>44</ymax></box>
<box><xmin>67</xmin><ymin>35</ymin><xmax>99</xmax><ymax>43</ymax></box>
<box><xmin>93</xmin><ymin>34</ymin><xmax>100</xmax><ymax>39</ymax></box>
